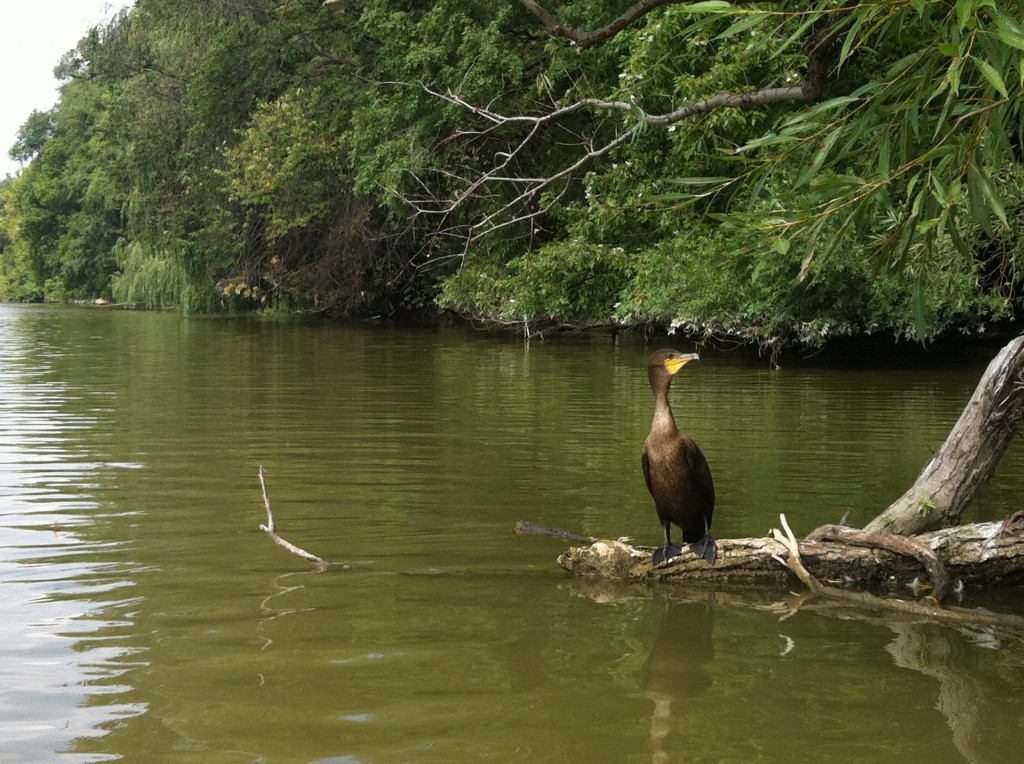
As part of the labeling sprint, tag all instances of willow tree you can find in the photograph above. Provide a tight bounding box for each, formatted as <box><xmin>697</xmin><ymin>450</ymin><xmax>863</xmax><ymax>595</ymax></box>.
<box><xmin>372</xmin><ymin>0</ymin><xmax>1023</xmax><ymax>346</ymax></box>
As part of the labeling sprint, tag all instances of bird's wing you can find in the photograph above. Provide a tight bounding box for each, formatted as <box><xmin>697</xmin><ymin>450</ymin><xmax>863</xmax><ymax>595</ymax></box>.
<box><xmin>686</xmin><ymin>443</ymin><xmax>716</xmax><ymax>520</ymax></box>
<box><xmin>641</xmin><ymin>445</ymin><xmax>653</xmax><ymax>495</ymax></box>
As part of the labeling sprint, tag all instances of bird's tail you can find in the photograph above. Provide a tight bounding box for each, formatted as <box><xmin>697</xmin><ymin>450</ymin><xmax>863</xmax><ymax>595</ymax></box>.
<box><xmin>689</xmin><ymin>535</ymin><xmax>717</xmax><ymax>566</ymax></box>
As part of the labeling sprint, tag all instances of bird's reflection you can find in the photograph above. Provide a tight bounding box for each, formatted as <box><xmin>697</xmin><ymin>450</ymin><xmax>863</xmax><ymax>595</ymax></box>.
<box><xmin>645</xmin><ymin>596</ymin><xmax>715</xmax><ymax>763</ymax></box>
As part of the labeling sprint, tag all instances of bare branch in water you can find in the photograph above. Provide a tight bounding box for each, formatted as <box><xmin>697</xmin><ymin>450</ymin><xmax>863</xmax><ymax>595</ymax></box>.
<box><xmin>258</xmin><ymin>466</ymin><xmax>343</xmax><ymax>569</ymax></box>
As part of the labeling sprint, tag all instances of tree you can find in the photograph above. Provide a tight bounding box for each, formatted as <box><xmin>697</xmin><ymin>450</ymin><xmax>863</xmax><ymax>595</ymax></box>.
<box><xmin>1</xmin><ymin>76</ymin><xmax>123</xmax><ymax>300</ymax></box>
<box><xmin>6</xmin><ymin>0</ymin><xmax>1019</xmax><ymax>336</ymax></box>
<box><xmin>397</xmin><ymin>0</ymin><xmax>1024</xmax><ymax>346</ymax></box>
<box><xmin>8</xmin><ymin>109</ymin><xmax>55</xmax><ymax>165</ymax></box>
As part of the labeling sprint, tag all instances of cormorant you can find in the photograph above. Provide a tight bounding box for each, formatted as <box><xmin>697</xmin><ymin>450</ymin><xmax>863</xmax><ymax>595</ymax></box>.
<box><xmin>641</xmin><ymin>349</ymin><xmax>716</xmax><ymax>566</ymax></box>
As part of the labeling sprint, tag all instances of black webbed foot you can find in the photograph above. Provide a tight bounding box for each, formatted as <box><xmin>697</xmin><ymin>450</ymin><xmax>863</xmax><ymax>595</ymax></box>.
<box><xmin>689</xmin><ymin>535</ymin><xmax>718</xmax><ymax>566</ymax></box>
<box><xmin>652</xmin><ymin>544</ymin><xmax>684</xmax><ymax>566</ymax></box>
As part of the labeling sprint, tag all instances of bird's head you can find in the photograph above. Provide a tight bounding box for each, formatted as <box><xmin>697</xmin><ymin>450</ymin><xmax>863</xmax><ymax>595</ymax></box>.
<box><xmin>649</xmin><ymin>348</ymin><xmax>700</xmax><ymax>377</ymax></box>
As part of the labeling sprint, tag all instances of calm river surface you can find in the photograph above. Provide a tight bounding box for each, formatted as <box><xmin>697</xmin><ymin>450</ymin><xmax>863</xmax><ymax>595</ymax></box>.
<box><xmin>1</xmin><ymin>303</ymin><xmax>1023</xmax><ymax>763</ymax></box>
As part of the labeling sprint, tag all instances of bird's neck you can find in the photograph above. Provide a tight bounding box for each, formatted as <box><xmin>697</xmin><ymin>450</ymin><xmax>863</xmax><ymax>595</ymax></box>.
<box><xmin>651</xmin><ymin>387</ymin><xmax>678</xmax><ymax>436</ymax></box>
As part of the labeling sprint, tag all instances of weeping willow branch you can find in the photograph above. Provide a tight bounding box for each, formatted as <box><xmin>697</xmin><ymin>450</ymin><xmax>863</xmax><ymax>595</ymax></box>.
<box><xmin>517</xmin><ymin>0</ymin><xmax>775</xmax><ymax>53</ymax></box>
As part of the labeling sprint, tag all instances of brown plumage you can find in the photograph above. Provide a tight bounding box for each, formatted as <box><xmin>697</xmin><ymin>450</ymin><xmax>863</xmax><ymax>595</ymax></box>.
<box><xmin>641</xmin><ymin>349</ymin><xmax>716</xmax><ymax>565</ymax></box>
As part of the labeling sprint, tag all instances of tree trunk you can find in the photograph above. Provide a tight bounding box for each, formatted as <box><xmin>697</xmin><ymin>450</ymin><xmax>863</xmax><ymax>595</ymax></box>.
<box><xmin>865</xmin><ymin>335</ymin><xmax>1024</xmax><ymax>535</ymax></box>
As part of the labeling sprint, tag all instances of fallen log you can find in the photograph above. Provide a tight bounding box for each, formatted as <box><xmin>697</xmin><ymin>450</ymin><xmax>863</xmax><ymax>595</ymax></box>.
<box><xmin>557</xmin><ymin>516</ymin><xmax>1024</xmax><ymax>591</ymax></box>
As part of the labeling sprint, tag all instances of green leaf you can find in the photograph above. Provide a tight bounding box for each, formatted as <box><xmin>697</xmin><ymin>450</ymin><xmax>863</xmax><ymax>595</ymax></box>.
<box><xmin>921</xmin><ymin>144</ymin><xmax>957</xmax><ymax>162</ymax></box>
<box><xmin>908</xmin><ymin>98</ymin><xmax>920</xmax><ymax>139</ymax></box>
<box><xmin>664</xmin><ymin>176</ymin><xmax>733</xmax><ymax>187</ymax></box>
<box><xmin>976</xmin><ymin>168</ymin><xmax>1009</xmax><ymax>227</ymax></box>
<box><xmin>687</xmin><ymin>1</ymin><xmax>735</xmax><ymax>12</ymax></box>
<box><xmin>885</xmin><ymin>52</ymin><xmax>922</xmax><ymax>79</ymax></box>
<box><xmin>946</xmin><ymin>55</ymin><xmax>963</xmax><ymax>94</ymax></box>
<box><xmin>719</xmin><ymin>12</ymin><xmax>769</xmax><ymax>40</ymax></box>
<box><xmin>735</xmin><ymin>132</ymin><xmax>798</xmax><ymax>153</ymax></box>
<box><xmin>991</xmin><ymin>8</ymin><xmax>1024</xmax><ymax>51</ymax></box>
<box><xmin>878</xmin><ymin>134</ymin><xmax>890</xmax><ymax>178</ymax></box>
<box><xmin>974</xmin><ymin>57</ymin><xmax>1009</xmax><ymax>97</ymax></box>
<box><xmin>911</xmin><ymin>278</ymin><xmax>928</xmax><ymax>344</ymax></box>
<box><xmin>948</xmin><ymin>213</ymin><xmax>972</xmax><ymax>258</ymax></box>
<box><xmin>807</xmin><ymin>95</ymin><xmax>861</xmax><ymax>113</ymax></box>
<box><xmin>745</xmin><ymin>169</ymin><xmax>769</xmax><ymax>211</ymax></box>
<box><xmin>839</xmin><ymin>15</ymin><xmax>867</xmax><ymax>67</ymax></box>
<box><xmin>795</xmin><ymin>131</ymin><xmax>840</xmax><ymax>188</ymax></box>
<box><xmin>771</xmin><ymin>237</ymin><xmax>790</xmax><ymax>254</ymax></box>
<box><xmin>956</xmin><ymin>0</ymin><xmax>975</xmax><ymax>31</ymax></box>
<box><xmin>966</xmin><ymin>165</ymin><xmax>996</xmax><ymax>235</ymax></box>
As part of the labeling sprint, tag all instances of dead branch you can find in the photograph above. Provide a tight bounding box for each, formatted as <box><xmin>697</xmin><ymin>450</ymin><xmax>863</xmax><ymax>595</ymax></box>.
<box><xmin>558</xmin><ymin>512</ymin><xmax>1024</xmax><ymax>630</ymax></box>
<box><xmin>808</xmin><ymin>523</ymin><xmax>952</xmax><ymax>602</ymax></box>
<box><xmin>258</xmin><ymin>466</ymin><xmax>343</xmax><ymax>569</ymax></box>
<box><xmin>865</xmin><ymin>335</ymin><xmax>1024</xmax><ymax>535</ymax></box>
<box><xmin>768</xmin><ymin>514</ymin><xmax>1024</xmax><ymax>630</ymax></box>
<box><xmin>412</xmin><ymin>80</ymin><xmax>816</xmax><ymax>246</ymax></box>
<box><xmin>557</xmin><ymin>516</ymin><xmax>1024</xmax><ymax>612</ymax></box>
<box><xmin>406</xmin><ymin>0</ymin><xmax>841</xmax><ymax>247</ymax></box>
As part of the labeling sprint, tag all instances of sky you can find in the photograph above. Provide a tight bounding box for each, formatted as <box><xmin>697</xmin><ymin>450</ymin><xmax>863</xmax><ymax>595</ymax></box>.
<box><xmin>0</xmin><ymin>1</ymin><xmax>133</xmax><ymax>179</ymax></box>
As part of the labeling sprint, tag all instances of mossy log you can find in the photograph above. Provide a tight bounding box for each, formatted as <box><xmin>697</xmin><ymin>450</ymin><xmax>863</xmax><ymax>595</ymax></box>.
<box><xmin>558</xmin><ymin>518</ymin><xmax>1024</xmax><ymax>591</ymax></box>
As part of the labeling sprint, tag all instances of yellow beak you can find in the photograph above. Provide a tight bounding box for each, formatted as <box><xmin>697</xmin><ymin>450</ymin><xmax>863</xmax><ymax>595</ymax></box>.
<box><xmin>664</xmin><ymin>353</ymin><xmax>699</xmax><ymax>375</ymax></box>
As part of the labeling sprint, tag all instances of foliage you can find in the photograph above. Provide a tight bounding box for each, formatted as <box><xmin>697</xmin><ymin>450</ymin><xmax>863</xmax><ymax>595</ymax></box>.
<box><xmin>439</xmin><ymin>239</ymin><xmax>633</xmax><ymax>323</ymax></box>
<box><xmin>0</xmin><ymin>0</ymin><xmax>1021</xmax><ymax>350</ymax></box>
<box><xmin>436</xmin><ymin>0</ymin><xmax>1024</xmax><ymax>346</ymax></box>
<box><xmin>709</xmin><ymin>1</ymin><xmax>1024</xmax><ymax>320</ymax></box>
<box><xmin>0</xmin><ymin>75</ymin><xmax>122</xmax><ymax>300</ymax></box>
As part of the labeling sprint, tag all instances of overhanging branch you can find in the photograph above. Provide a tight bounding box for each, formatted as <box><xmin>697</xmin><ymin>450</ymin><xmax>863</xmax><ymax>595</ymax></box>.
<box><xmin>406</xmin><ymin>0</ymin><xmax>837</xmax><ymax>246</ymax></box>
<box><xmin>518</xmin><ymin>0</ymin><xmax>773</xmax><ymax>52</ymax></box>
<box><xmin>412</xmin><ymin>80</ymin><xmax>817</xmax><ymax>244</ymax></box>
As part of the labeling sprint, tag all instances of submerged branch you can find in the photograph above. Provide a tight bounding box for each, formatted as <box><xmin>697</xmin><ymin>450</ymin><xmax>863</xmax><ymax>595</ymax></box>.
<box><xmin>808</xmin><ymin>523</ymin><xmax>952</xmax><ymax>602</ymax></box>
<box><xmin>514</xmin><ymin>520</ymin><xmax>595</xmax><ymax>543</ymax></box>
<box><xmin>770</xmin><ymin>514</ymin><xmax>1023</xmax><ymax>629</ymax></box>
<box><xmin>258</xmin><ymin>466</ymin><xmax>343</xmax><ymax>569</ymax></box>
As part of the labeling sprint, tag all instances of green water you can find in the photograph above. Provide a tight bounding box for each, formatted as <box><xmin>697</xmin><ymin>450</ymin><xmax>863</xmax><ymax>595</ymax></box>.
<box><xmin>1</xmin><ymin>304</ymin><xmax>1022</xmax><ymax>763</ymax></box>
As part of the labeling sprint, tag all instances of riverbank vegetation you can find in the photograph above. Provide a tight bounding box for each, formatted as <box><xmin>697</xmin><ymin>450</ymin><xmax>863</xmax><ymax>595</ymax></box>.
<box><xmin>1</xmin><ymin>1</ymin><xmax>1022</xmax><ymax>349</ymax></box>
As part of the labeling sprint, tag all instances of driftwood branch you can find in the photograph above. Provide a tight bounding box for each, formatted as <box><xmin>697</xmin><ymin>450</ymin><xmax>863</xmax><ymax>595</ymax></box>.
<box><xmin>807</xmin><ymin>523</ymin><xmax>952</xmax><ymax>602</ymax></box>
<box><xmin>866</xmin><ymin>335</ymin><xmax>1024</xmax><ymax>535</ymax></box>
<box><xmin>258</xmin><ymin>466</ymin><xmax>344</xmax><ymax>569</ymax></box>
